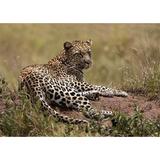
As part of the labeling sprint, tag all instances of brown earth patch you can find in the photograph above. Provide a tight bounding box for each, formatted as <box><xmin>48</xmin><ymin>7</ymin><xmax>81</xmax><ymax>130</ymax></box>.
<box><xmin>0</xmin><ymin>94</ymin><xmax>160</xmax><ymax>121</ymax></box>
<box><xmin>57</xmin><ymin>94</ymin><xmax>160</xmax><ymax>121</ymax></box>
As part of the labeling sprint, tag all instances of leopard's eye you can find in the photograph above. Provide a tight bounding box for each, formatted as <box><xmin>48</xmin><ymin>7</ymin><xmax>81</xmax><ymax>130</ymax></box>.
<box><xmin>74</xmin><ymin>51</ymin><xmax>83</xmax><ymax>57</ymax></box>
<box><xmin>74</xmin><ymin>51</ymin><xmax>80</xmax><ymax>54</ymax></box>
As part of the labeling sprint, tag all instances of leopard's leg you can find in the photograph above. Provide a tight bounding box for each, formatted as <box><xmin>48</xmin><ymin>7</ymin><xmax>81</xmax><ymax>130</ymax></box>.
<box><xmin>83</xmin><ymin>85</ymin><xmax>128</xmax><ymax>97</ymax></box>
<box><xmin>42</xmin><ymin>77</ymin><xmax>113</xmax><ymax>121</ymax></box>
<box><xmin>30</xmin><ymin>86</ymin><xmax>89</xmax><ymax>124</ymax></box>
<box><xmin>68</xmin><ymin>80</ymin><xmax>128</xmax><ymax>97</ymax></box>
<box><xmin>47</xmin><ymin>86</ymin><xmax>113</xmax><ymax>121</ymax></box>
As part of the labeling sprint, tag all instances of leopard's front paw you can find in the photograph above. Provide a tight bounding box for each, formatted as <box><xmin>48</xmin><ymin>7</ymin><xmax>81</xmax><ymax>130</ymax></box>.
<box><xmin>99</xmin><ymin>110</ymin><xmax>113</xmax><ymax>120</ymax></box>
<box><xmin>101</xmin><ymin>90</ymin><xmax>114</xmax><ymax>97</ymax></box>
<box><xmin>120</xmin><ymin>91</ymin><xmax>128</xmax><ymax>97</ymax></box>
<box><xmin>113</xmin><ymin>90</ymin><xmax>128</xmax><ymax>97</ymax></box>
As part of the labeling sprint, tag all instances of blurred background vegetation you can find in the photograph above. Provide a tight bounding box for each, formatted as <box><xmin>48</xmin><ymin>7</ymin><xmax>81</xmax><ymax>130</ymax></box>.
<box><xmin>0</xmin><ymin>24</ymin><xmax>160</xmax><ymax>96</ymax></box>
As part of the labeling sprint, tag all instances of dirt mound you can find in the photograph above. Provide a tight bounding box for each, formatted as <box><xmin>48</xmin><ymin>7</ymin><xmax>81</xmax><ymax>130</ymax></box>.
<box><xmin>93</xmin><ymin>95</ymin><xmax>160</xmax><ymax>119</ymax></box>
<box><xmin>59</xmin><ymin>94</ymin><xmax>160</xmax><ymax>120</ymax></box>
<box><xmin>0</xmin><ymin>94</ymin><xmax>160</xmax><ymax>120</ymax></box>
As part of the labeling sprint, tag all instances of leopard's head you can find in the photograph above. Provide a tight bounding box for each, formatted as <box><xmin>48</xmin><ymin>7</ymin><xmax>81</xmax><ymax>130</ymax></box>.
<box><xmin>63</xmin><ymin>40</ymin><xmax>93</xmax><ymax>70</ymax></box>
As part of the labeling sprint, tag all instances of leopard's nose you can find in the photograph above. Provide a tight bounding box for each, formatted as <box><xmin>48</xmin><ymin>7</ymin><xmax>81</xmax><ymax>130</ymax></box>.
<box><xmin>85</xmin><ymin>59</ymin><xmax>92</xmax><ymax>65</ymax></box>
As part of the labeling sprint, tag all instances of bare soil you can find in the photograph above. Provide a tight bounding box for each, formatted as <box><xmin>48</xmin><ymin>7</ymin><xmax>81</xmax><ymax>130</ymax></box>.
<box><xmin>94</xmin><ymin>95</ymin><xmax>160</xmax><ymax>119</ymax></box>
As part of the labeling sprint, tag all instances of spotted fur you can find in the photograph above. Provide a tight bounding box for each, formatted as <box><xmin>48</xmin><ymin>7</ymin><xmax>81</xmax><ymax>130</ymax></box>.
<box><xmin>18</xmin><ymin>40</ymin><xmax>128</xmax><ymax>124</ymax></box>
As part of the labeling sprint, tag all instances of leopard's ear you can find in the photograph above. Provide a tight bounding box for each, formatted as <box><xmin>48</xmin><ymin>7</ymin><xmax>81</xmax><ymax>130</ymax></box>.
<box><xmin>86</xmin><ymin>39</ymin><xmax>93</xmax><ymax>46</ymax></box>
<box><xmin>64</xmin><ymin>41</ymin><xmax>73</xmax><ymax>50</ymax></box>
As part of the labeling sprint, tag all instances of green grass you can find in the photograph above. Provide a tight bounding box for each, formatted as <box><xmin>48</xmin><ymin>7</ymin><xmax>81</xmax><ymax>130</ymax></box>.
<box><xmin>0</xmin><ymin>24</ymin><xmax>160</xmax><ymax>136</ymax></box>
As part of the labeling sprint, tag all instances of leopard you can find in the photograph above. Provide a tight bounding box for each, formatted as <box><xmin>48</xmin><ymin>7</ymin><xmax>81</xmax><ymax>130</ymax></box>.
<box><xmin>18</xmin><ymin>40</ymin><xmax>128</xmax><ymax>124</ymax></box>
